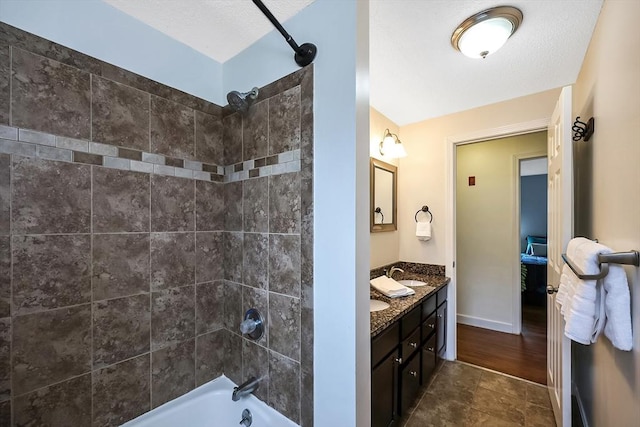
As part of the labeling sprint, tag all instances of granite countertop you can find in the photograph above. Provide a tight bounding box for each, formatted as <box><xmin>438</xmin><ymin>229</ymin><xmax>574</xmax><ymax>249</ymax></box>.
<box><xmin>370</xmin><ymin>272</ymin><xmax>450</xmax><ymax>338</ymax></box>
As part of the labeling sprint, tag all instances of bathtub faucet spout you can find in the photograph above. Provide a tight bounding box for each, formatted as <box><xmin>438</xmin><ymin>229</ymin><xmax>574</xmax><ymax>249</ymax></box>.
<box><xmin>232</xmin><ymin>377</ymin><xmax>260</xmax><ymax>401</ymax></box>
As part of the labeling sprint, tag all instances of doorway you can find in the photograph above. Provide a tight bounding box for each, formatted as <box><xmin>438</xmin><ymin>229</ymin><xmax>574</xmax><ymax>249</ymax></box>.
<box><xmin>453</xmin><ymin>132</ymin><xmax>548</xmax><ymax>384</ymax></box>
<box><xmin>519</xmin><ymin>157</ymin><xmax>549</xmax><ymax>381</ymax></box>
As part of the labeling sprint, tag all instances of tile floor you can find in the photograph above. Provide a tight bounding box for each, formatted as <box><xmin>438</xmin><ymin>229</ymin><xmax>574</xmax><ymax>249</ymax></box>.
<box><xmin>402</xmin><ymin>361</ymin><xmax>557</xmax><ymax>427</ymax></box>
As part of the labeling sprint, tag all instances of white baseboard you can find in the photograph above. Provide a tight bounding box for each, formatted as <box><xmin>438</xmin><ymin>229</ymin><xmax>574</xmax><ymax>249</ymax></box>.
<box><xmin>457</xmin><ymin>314</ymin><xmax>513</xmax><ymax>334</ymax></box>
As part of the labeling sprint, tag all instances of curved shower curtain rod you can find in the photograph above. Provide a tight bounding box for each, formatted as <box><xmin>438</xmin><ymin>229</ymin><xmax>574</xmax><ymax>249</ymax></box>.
<box><xmin>252</xmin><ymin>0</ymin><xmax>317</xmax><ymax>67</ymax></box>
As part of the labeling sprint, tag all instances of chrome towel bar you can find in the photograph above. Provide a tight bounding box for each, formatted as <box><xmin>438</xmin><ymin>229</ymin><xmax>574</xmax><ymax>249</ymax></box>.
<box><xmin>561</xmin><ymin>251</ymin><xmax>640</xmax><ymax>280</ymax></box>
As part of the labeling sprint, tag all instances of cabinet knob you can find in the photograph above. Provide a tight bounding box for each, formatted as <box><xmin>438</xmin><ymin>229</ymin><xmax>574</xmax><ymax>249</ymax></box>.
<box><xmin>429</xmin><ymin>323</ymin><xmax>435</xmax><ymax>329</ymax></box>
<box><xmin>394</xmin><ymin>357</ymin><xmax>403</xmax><ymax>364</ymax></box>
<box><xmin>410</xmin><ymin>371</ymin><xmax>418</xmax><ymax>377</ymax></box>
<box><xmin>409</xmin><ymin>342</ymin><xmax>418</xmax><ymax>348</ymax></box>
<box><xmin>427</xmin><ymin>347</ymin><xmax>434</xmax><ymax>352</ymax></box>
<box><xmin>437</xmin><ymin>314</ymin><xmax>443</xmax><ymax>319</ymax></box>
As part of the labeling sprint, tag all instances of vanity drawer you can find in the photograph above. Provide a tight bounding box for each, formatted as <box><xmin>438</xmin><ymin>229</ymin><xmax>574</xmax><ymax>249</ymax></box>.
<box><xmin>401</xmin><ymin>327</ymin><xmax>421</xmax><ymax>360</ymax></box>
<box><xmin>372</xmin><ymin>322</ymin><xmax>400</xmax><ymax>368</ymax></box>
<box><xmin>421</xmin><ymin>311</ymin><xmax>437</xmax><ymax>342</ymax></box>
<box><xmin>401</xmin><ymin>306</ymin><xmax>421</xmax><ymax>339</ymax></box>
<box><xmin>399</xmin><ymin>353</ymin><xmax>421</xmax><ymax>415</ymax></box>
<box><xmin>421</xmin><ymin>334</ymin><xmax>437</xmax><ymax>385</ymax></box>
<box><xmin>437</xmin><ymin>285</ymin><xmax>448</xmax><ymax>306</ymax></box>
<box><xmin>421</xmin><ymin>294</ymin><xmax>436</xmax><ymax>320</ymax></box>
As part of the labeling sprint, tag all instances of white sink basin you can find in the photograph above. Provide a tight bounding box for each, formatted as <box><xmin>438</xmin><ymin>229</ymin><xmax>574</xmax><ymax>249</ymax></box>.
<box><xmin>370</xmin><ymin>299</ymin><xmax>390</xmax><ymax>312</ymax></box>
<box><xmin>397</xmin><ymin>279</ymin><xmax>429</xmax><ymax>287</ymax></box>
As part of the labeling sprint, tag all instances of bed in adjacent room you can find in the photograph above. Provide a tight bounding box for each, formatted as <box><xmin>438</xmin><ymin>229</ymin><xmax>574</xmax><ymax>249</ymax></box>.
<box><xmin>521</xmin><ymin>236</ymin><xmax>548</xmax><ymax>306</ymax></box>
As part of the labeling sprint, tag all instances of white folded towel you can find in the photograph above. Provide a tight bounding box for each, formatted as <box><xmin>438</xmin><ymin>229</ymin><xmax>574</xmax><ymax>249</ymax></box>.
<box><xmin>558</xmin><ymin>264</ymin><xmax>603</xmax><ymax>345</ymax></box>
<box><xmin>602</xmin><ymin>262</ymin><xmax>633</xmax><ymax>351</ymax></box>
<box><xmin>558</xmin><ymin>237</ymin><xmax>632</xmax><ymax>350</ymax></box>
<box><xmin>416</xmin><ymin>221</ymin><xmax>431</xmax><ymax>241</ymax></box>
<box><xmin>370</xmin><ymin>276</ymin><xmax>415</xmax><ymax>298</ymax></box>
<box><xmin>557</xmin><ymin>238</ymin><xmax>605</xmax><ymax>345</ymax></box>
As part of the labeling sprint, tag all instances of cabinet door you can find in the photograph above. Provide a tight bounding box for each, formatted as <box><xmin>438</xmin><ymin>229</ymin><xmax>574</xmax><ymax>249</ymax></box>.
<box><xmin>401</xmin><ymin>327</ymin><xmax>421</xmax><ymax>362</ymax></box>
<box><xmin>422</xmin><ymin>311</ymin><xmax>437</xmax><ymax>343</ymax></box>
<box><xmin>372</xmin><ymin>349</ymin><xmax>399</xmax><ymax>427</ymax></box>
<box><xmin>421</xmin><ymin>334</ymin><xmax>437</xmax><ymax>385</ymax></box>
<box><xmin>437</xmin><ymin>301</ymin><xmax>447</xmax><ymax>356</ymax></box>
<box><xmin>399</xmin><ymin>353</ymin><xmax>421</xmax><ymax>415</ymax></box>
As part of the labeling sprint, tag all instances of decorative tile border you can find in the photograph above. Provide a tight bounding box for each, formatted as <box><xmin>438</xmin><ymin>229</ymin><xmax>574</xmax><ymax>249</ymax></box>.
<box><xmin>0</xmin><ymin>124</ymin><xmax>300</xmax><ymax>182</ymax></box>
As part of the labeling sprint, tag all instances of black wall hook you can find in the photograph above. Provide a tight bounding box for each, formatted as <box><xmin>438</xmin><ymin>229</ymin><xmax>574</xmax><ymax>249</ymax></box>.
<box><xmin>572</xmin><ymin>116</ymin><xmax>595</xmax><ymax>142</ymax></box>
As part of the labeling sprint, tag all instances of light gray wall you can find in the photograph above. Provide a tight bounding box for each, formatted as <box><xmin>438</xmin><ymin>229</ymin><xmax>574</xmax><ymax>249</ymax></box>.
<box><xmin>223</xmin><ymin>0</ymin><xmax>371</xmax><ymax>425</ymax></box>
<box><xmin>370</xmin><ymin>107</ymin><xmax>400</xmax><ymax>268</ymax></box>
<box><xmin>0</xmin><ymin>0</ymin><xmax>224</xmax><ymax>104</ymax></box>
<box><xmin>572</xmin><ymin>0</ymin><xmax>640</xmax><ymax>425</ymax></box>
<box><xmin>1</xmin><ymin>0</ymin><xmax>372</xmax><ymax>424</ymax></box>
<box><xmin>456</xmin><ymin>132</ymin><xmax>546</xmax><ymax>332</ymax></box>
<box><xmin>520</xmin><ymin>174</ymin><xmax>547</xmax><ymax>252</ymax></box>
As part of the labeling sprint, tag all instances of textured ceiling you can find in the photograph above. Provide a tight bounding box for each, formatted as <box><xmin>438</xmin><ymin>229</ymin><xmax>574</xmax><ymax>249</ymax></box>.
<box><xmin>103</xmin><ymin>0</ymin><xmax>316</xmax><ymax>62</ymax></box>
<box><xmin>104</xmin><ymin>0</ymin><xmax>603</xmax><ymax>126</ymax></box>
<box><xmin>370</xmin><ymin>0</ymin><xmax>603</xmax><ymax>125</ymax></box>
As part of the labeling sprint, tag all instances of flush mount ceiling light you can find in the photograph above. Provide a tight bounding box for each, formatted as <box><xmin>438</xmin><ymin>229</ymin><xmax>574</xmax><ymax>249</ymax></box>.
<box><xmin>451</xmin><ymin>6</ymin><xmax>523</xmax><ymax>59</ymax></box>
<box><xmin>379</xmin><ymin>129</ymin><xmax>407</xmax><ymax>158</ymax></box>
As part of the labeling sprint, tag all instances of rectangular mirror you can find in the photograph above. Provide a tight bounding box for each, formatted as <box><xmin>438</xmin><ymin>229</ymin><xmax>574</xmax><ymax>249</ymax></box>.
<box><xmin>370</xmin><ymin>158</ymin><xmax>397</xmax><ymax>232</ymax></box>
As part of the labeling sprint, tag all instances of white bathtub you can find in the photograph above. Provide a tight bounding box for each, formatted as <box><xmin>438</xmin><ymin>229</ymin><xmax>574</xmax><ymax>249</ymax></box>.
<box><xmin>122</xmin><ymin>375</ymin><xmax>299</xmax><ymax>427</ymax></box>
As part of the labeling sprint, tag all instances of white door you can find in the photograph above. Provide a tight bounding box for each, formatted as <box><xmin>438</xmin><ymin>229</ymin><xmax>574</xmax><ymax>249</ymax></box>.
<box><xmin>547</xmin><ymin>86</ymin><xmax>573</xmax><ymax>427</ymax></box>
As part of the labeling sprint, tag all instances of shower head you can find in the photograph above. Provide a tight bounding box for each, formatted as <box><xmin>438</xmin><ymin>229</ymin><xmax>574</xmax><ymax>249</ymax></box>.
<box><xmin>226</xmin><ymin>87</ymin><xmax>259</xmax><ymax>114</ymax></box>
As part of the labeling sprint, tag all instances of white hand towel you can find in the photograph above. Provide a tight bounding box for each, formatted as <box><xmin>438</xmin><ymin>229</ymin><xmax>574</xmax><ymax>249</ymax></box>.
<box><xmin>559</xmin><ymin>238</ymin><xmax>606</xmax><ymax>345</ymax></box>
<box><xmin>559</xmin><ymin>264</ymin><xmax>601</xmax><ymax>345</ymax></box>
<box><xmin>416</xmin><ymin>222</ymin><xmax>431</xmax><ymax>241</ymax></box>
<box><xmin>602</xmin><ymin>263</ymin><xmax>633</xmax><ymax>351</ymax></box>
<box><xmin>556</xmin><ymin>268</ymin><xmax>571</xmax><ymax>309</ymax></box>
<box><xmin>370</xmin><ymin>276</ymin><xmax>415</xmax><ymax>298</ymax></box>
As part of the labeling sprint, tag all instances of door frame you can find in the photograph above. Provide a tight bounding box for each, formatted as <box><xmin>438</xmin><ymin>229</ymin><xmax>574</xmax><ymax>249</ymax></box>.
<box><xmin>445</xmin><ymin>118</ymin><xmax>549</xmax><ymax>358</ymax></box>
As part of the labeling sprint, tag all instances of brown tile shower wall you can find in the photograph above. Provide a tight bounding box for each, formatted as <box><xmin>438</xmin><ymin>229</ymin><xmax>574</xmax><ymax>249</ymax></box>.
<box><xmin>0</xmin><ymin>22</ymin><xmax>314</xmax><ymax>427</ymax></box>
<box><xmin>220</xmin><ymin>67</ymin><xmax>314</xmax><ymax>426</ymax></box>
<box><xmin>1</xmin><ymin>156</ymin><xmax>234</xmax><ymax>427</ymax></box>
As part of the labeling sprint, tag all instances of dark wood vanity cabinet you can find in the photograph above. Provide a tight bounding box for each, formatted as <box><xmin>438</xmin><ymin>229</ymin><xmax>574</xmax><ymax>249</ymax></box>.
<box><xmin>436</xmin><ymin>301</ymin><xmax>447</xmax><ymax>356</ymax></box>
<box><xmin>421</xmin><ymin>334</ymin><xmax>437</xmax><ymax>385</ymax></box>
<box><xmin>372</xmin><ymin>348</ymin><xmax>399</xmax><ymax>427</ymax></box>
<box><xmin>436</xmin><ymin>286</ymin><xmax>448</xmax><ymax>357</ymax></box>
<box><xmin>371</xmin><ymin>284</ymin><xmax>448</xmax><ymax>426</ymax></box>
<box><xmin>372</xmin><ymin>323</ymin><xmax>400</xmax><ymax>427</ymax></box>
<box><xmin>400</xmin><ymin>353</ymin><xmax>421</xmax><ymax>414</ymax></box>
<box><xmin>398</xmin><ymin>306</ymin><xmax>422</xmax><ymax>414</ymax></box>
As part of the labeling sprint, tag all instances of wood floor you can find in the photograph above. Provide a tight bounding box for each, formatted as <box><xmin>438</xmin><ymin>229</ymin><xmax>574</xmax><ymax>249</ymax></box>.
<box><xmin>457</xmin><ymin>304</ymin><xmax>547</xmax><ymax>384</ymax></box>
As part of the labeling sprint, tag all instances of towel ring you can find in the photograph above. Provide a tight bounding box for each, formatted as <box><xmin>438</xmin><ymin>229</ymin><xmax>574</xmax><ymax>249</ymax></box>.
<box><xmin>374</xmin><ymin>207</ymin><xmax>384</xmax><ymax>223</ymax></box>
<box><xmin>414</xmin><ymin>206</ymin><xmax>433</xmax><ymax>223</ymax></box>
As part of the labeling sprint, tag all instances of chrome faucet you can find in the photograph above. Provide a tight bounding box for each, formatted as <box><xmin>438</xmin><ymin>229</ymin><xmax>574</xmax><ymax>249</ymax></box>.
<box><xmin>386</xmin><ymin>266</ymin><xmax>404</xmax><ymax>278</ymax></box>
<box><xmin>232</xmin><ymin>377</ymin><xmax>260</xmax><ymax>401</ymax></box>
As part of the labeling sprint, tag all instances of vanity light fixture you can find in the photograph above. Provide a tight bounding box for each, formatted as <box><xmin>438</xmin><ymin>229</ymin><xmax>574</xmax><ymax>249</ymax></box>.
<box><xmin>379</xmin><ymin>129</ymin><xmax>407</xmax><ymax>158</ymax></box>
<box><xmin>451</xmin><ymin>6</ymin><xmax>523</xmax><ymax>59</ymax></box>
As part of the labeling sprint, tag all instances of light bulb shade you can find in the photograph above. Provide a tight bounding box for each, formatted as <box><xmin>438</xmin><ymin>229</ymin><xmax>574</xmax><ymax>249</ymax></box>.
<box><xmin>458</xmin><ymin>17</ymin><xmax>513</xmax><ymax>58</ymax></box>
<box><xmin>452</xmin><ymin>6</ymin><xmax>522</xmax><ymax>59</ymax></box>
<box><xmin>379</xmin><ymin>129</ymin><xmax>407</xmax><ymax>158</ymax></box>
<box><xmin>390</xmin><ymin>141</ymin><xmax>407</xmax><ymax>158</ymax></box>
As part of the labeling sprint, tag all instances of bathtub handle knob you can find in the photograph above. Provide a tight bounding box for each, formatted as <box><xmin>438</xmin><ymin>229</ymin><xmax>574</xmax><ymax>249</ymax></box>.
<box><xmin>240</xmin><ymin>408</ymin><xmax>253</xmax><ymax>427</ymax></box>
<box><xmin>240</xmin><ymin>308</ymin><xmax>264</xmax><ymax>341</ymax></box>
<box><xmin>240</xmin><ymin>318</ymin><xmax>258</xmax><ymax>334</ymax></box>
